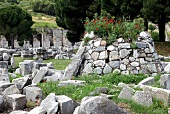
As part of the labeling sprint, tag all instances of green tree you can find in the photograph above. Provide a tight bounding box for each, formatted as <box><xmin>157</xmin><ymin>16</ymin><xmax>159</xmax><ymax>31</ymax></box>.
<box><xmin>0</xmin><ymin>6</ymin><xmax>33</xmax><ymax>48</ymax></box>
<box><xmin>6</xmin><ymin>0</ymin><xmax>19</xmax><ymax>4</ymax></box>
<box><xmin>55</xmin><ymin>0</ymin><xmax>98</xmax><ymax>42</ymax></box>
<box><xmin>142</xmin><ymin>0</ymin><xmax>170</xmax><ymax>41</ymax></box>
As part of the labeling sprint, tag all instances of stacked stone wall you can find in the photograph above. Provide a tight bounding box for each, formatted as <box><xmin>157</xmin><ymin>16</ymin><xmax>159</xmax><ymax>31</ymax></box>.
<box><xmin>81</xmin><ymin>38</ymin><xmax>163</xmax><ymax>76</ymax></box>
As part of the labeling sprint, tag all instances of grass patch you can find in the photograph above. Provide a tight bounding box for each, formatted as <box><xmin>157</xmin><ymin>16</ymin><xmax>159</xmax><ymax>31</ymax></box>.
<box><xmin>32</xmin><ymin>21</ymin><xmax>58</xmax><ymax>28</ymax></box>
<box><xmin>14</xmin><ymin>57</ymin><xmax>34</xmax><ymax>68</ymax></box>
<box><xmin>9</xmin><ymin>74</ymin><xmax>23</xmax><ymax>82</ymax></box>
<box><xmin>14</xmin><ymin>57</ymin><xmax>71</xmax><ymax>70</ymax></box>
<box><xmin>38</xmin><ymin>73</ymin><xmax>147</xmax><ymax>100</ymax></box>
<box><xmin>43</xmin><ymin>59</ymin><xmax>71</xmax><ymax>70</ymax></box>
<box><xmin>38</xmin><ymin>73</ymin><xmax>169</xmax><ymax>113</ymax></box>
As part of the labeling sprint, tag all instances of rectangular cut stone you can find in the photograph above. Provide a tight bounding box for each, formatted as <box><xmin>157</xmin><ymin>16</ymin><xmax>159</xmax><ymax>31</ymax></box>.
<box><xmin>56</xmin><ymin>95</ymin><xmax>75</xmax><ymax>114</ymax></box>
<box><xmin>7</xmin><ymin>94</ymin><xmax>26</xmax><ymax>110</ymax></box>
<box><xmin>136</xmin><ymin>42</ymin><xmax>147</xmax><ymax>48</ymax></box>
<box><xmin>142</xmin><ymin>85</ymin><xmax>170</xmax><ymax>106</ymax></box>
<box><xmin>118</xmin><ymin>43</ymin><xmax>130</xmax><ymax>49</ymax></box>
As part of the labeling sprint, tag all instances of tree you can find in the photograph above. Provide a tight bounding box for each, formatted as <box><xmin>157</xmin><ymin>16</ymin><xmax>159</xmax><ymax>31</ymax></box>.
<box><xmin>142</xmin><ymin>0</ymin><xmax>170</xmax><ymax>42</ymax></box>
<box><xmin>55</xmin><ymin>0</ymin><xmax>99</xmax><ymax>42</ymax></box>
<box><xmin>6</xmin><ymin>0</ymin><xmax>19</xmax><ymax>4</ymax></box>
<box><xmin>0</xmin><ymin>6</ymin><xmax>33</xmax><ymax>48</ymax></box>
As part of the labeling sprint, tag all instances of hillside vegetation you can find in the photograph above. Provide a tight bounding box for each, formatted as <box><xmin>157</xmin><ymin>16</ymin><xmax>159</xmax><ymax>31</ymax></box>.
<box><xmin>0</xmin><ymin>0</ymin><xmax>57</xmax><ymax>28</ymax></box>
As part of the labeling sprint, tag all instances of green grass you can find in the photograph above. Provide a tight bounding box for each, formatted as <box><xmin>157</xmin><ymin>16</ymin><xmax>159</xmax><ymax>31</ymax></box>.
<box><xmin>14</xmin><ymin>57</ymin><xmax>34</xmax><ymax>68</ymax></box>
<box><xmin>39</xmin><ymin>73</ymin><xmax>147</xmax><ymax>99</ymax></box>
<box><xmin>32</xmin><ymin>21</ymin><xmax>58</xmax><ymax>28</ymax></box>
<box><xmin>38</xmin><ymin>73</ymin><xmax>169</xmax><ymax>113</ymax></box>
<box><xmin>43</xmin><ymin>59</ymin><xmax>71</xmax><ymax>70</ymax></box>
<box><xmin>14</xmin><ymin>57</ymin><xmax>71</xmax><ymax>70</ymax></box>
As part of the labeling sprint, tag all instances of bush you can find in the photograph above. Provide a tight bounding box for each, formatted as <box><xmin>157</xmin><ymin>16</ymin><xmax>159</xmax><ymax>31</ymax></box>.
<box><xmin>149</xmin><ymin>24</ymin><xmax>156</xmax><ymax>32</ymax></box>
<box><xmin>84</xmin><ymin>12</ymin><xmax>144</xmax><ymax>45</ymax></box>
<box><xmin>151</xmin><ymin>31</ymin><xmax>159</xmax><ymax>41</ymax></box>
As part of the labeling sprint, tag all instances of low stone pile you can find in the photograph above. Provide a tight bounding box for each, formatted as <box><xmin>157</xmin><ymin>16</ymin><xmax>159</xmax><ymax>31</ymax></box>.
<box><xmin>15</xmin><ymin>59</ymin><xmax>64</xmax><ymax>82</ymax></box>
<box><xmin>0</xmin><ymin>77</ymin><xmax>129</xmax><ymax>114</ymax></box>
<box><xmin>118</xmin><ymin>74</ymin><xmax>170</xmax><ymax>107</ymax></box>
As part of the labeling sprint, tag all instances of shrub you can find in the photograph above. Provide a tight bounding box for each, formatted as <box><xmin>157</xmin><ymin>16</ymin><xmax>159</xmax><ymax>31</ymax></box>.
<box><xmin>84</xmin><ymin>12</ymin><xmax>144</xmax><ymax>45</ymax></box>
<box><xmin>149</xmin><ymin>24</ymin><xmax>156</xmax><ymax>32</ymax></box>
<box><xmin>151</xmin><ymin>31</ymin><xmax>159</xmax><ymax>41</ymax></box>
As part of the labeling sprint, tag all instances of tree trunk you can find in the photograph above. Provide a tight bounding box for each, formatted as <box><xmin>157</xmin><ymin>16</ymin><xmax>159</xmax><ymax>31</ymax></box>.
<box><xmin>11</xmin><ymin>36</ymin><xmax>14</xmax><ymax>49</ymax></box>
<box><xmin>144</xmin><ymin>18</ymin><xmax>148</xmax><ymax>31</ymax></box>
<box><xmin>158</xmin><ymin>15</ymin><xmax>165</xmax><ymax>42</ymax></box>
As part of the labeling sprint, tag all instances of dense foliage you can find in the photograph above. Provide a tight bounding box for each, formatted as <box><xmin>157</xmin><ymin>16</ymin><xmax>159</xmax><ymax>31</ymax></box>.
<box><xmin>84</xmin><ymin>13</ymin><xmax>144</xmax><ymax>45</ymax></box>
<box><xmin>0</xmin><ymin>6</ymin><xmax>33</xmax><ymax>48</ymax></box>
<box><xmin>142</xmin><ymin>0</ymin><xmax>170</xmax><ymax>42</ymax></box>
<box><xmin>55</xmin><ymin>0</ymin><xmax>100</xmax><ymax>42</ymax></box>
<box><xmin>32</xmin><ymin>0</ymin><xmax>55</xmax><ymax>16</ymax></box>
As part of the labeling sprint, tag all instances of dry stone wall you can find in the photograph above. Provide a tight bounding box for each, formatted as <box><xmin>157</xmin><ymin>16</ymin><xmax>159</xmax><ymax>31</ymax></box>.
<box><xmin>80</xmin><ymin>36</ymin><xmax>163</xmax><ymax>76</ymax></box>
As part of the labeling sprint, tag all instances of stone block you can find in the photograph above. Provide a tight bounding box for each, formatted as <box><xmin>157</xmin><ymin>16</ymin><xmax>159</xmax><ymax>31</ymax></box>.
<box><xmin>118</xmin><ymin>43</ymin><xmax>130</xmax><ymax>49</ymax></box>
<box><xmin>136</xmin><ymin>42</ymin><xmax>147</xmax><ymax>48</ymax></box>
<box><xmin>56</xmin><ymin>95</ymin><xmax>75</xmax><ymax>114</ymax></box>
<box><xmin>0</xmin><ymin>74</ymin><xmax>10</xmax><ymax>83</ymax></box>
<box><xmin>7</xmin><ymin>94</ymin><xmax>26</xmax><ymax>110</ymax></box>
<box><xmin>58</xmin><ymin>80</ymin><xmax>86</xmax><ymax>87</ymax></box>
<box><xmin>103</xmin><ymin>64</ymin><xmax>112</xmax><ymax>74</ymax></box>
<box><xmin>91</xmin><ymin>52</ymin><xmax>99</xmax><ymax>60</ymax></box>
<box><xmin>0</xmin><ymin>95</ymin><xmax>4</xmax><ymax>112</ymax></box>
<box><xmin>118</xmin><ymin>85</ymin><xmax>135</xmax><ymax>100</ymax></box>
<box><xmin>109</xmin><ymin>51</ymin><xmax>119</xmax><ymax>61</ymax></box>
<box><xmin>40</xmin><ymin>93</ymin><xmax>58</xmax><ymax>114</ymax></box>
<box><xmin>32</xmin><ymin>67</ymin><xmax>48</xmax><ymax>85</ymax></box>
<box><xmin>132</xmin><ymin>91</ymin><xmax>152</xmax><ymax>106</ymax></box>
<box><xmin>28</xmin><ymin>106</ymin><xmax>46</xmax><ymax>114</ymax></box>
<box><xmin>109</xmin><ymin>61</ymin><xmax>120</xmax><ymax>69</ymax></box>
<box><xmin>99</xmin><ymin>51</ymin><xmax>108</xmax><ymax>60</ymax></box>
<box><xmin>12</xmin><ymin>77</ymin><xmax>32</xmax><ymax>91</ymax></box>
<box><xmin>2</xmin><ymin>85</ymin><xmax>20</xmax><ymax>97</ymax></box>
<box><xmin>10</xmin><ymin>110</ymin><xmax>28</xmax><ymax>114</ymax></box>
<box><xmin>0</xmin><ymin>83</ymin><xmax>13</xmax><ymax>94</ymax></box>
<box><xmin>160</xmin><ymin>74</ymin><xmax>170</xmax><ymax>90</ymax></box>
<box><xmin>25</xmin><ymin>86</ymin><xmax>43</xmax><ymax>106</ymax></box>
<box><xmin>142</xmin><ymin>85</ymin><xmax>170</xmax><ymax>106</ymax></box>
<box><xmin>93</xmin><ymin>67</ymin><xmax>103</xmax><ymax>75</ymax></box>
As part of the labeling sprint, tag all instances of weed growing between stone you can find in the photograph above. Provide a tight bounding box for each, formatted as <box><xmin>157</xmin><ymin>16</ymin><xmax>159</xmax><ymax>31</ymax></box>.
<box><xmin>37</xmin><ymin>73</ymin><xmax>170</xmax><ymax>113</ymax></box>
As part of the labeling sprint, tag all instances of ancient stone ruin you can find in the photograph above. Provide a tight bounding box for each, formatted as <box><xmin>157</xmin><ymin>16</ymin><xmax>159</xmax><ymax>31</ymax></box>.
<box><xmin>63</xmin><ymin>31</ymin><xmax>163</xmax><ymax>80</ymax></box>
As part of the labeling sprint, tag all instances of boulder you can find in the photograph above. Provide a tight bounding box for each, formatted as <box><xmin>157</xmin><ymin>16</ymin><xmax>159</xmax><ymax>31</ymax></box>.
<box><xmin>137</xmin><ymin>77</ymin><xmax>154</xmax><ymax>86</ymax></box>
<box><xmin>78</xmin><ymin>96</ymin><xmax>129</xmax><ymax>114</ymax></box>
<box><xmin>118</xmin><ymin>85</ymin><xmax>135</xmax><ymax>100</ymax></box>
